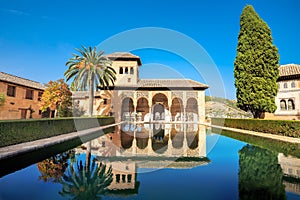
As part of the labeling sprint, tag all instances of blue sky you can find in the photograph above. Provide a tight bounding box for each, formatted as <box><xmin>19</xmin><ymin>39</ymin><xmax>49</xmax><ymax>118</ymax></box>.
<box><xmin>0</xmin><ymin>0</ymin><xmax>299</xmax><ymax>99</ymax></box>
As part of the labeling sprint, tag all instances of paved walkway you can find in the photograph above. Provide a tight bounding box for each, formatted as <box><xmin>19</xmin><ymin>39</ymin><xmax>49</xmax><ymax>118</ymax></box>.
<box><xmin>0</xmin><ymin>122</ymin><xmax>122</xmax><ymax>161</ymax></box>
<box><xmin>202</xmin><ymin>123</ymin><xmax>300</xmax><ymax>144</ymax></box>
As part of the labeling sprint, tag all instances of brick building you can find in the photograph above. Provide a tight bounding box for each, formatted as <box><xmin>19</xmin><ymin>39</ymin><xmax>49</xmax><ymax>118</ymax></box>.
<box><xmin>0</xmin><ymin>72</ymin><xmax>45</xmax><ymax>120</ymax></box>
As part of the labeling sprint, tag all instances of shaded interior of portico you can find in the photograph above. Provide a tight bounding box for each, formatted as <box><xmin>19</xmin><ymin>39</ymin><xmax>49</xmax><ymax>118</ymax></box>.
<box><xmin>119</xmin><ymin>92</ymin><xmax>201</xmax><ymax>122</ymax></box>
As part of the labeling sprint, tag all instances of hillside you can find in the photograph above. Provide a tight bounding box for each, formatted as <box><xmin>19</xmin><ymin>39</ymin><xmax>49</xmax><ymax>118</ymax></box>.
<box><xmin>205</xmin><ymin>96</ymin><xmax>252</xmax><ymax>118</ymax></box>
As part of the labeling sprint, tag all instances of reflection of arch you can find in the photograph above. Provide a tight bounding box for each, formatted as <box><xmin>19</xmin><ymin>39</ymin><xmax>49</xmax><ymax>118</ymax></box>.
<box><xmin>187</xmin><ymin>132</ymin><xmax>198</xmax><ymax>149</ymax></box>
<box><xmin>136</xmin><ymin>98</ymin><xmax>149</xmax><ymax>119</ymax></box>
<box><xmin>171</xmin><ymin>128</ymin><xmax>183</xmax><ymax>149</ymax></box>
<box><xmin>280</xmin><ymin>100</ymin><xmax>287</xmax><ymax>110</ymax></box>
<box><xmin>171</xmin><ymin>98</ymin><xmax>183</xmax><ymax>121</ymax></box>
<box><xmin>136</xmin><ymin>131</ymin><xmax>148</xmax><ymax>149</ymax></box>
<box><xmin>122</xmin><ymin>97</ymin><xmax>134</xmax><ymax>120</ymax></box>
<box><xmin>288</xmin><ymin>99</ymin><xmax>295</xmax><ymax>110</ymax></box>
<box><xmin>121</xmin><ymin>131</ymin><xmax>133</xmax><ymax>149</ymax></box>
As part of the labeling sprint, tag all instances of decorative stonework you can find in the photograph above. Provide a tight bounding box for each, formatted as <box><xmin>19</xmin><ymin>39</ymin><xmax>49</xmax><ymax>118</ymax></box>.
<box><xmin>172</xmin><ymin>92</ymin><xmax>183</xmax><ymax>100</ymax></box>
<box><xmin>186</xmin><ymin>92</ymin><xmax>197</xmax><ymax>99</ymax></box>
<box><xmin>137</xmin><ymin>91</ymin><xmax>148</xmax><ymax>99</ymax></box>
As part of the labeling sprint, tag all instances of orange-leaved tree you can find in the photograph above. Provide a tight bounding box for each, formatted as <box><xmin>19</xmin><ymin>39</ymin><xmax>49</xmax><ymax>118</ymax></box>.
<box><xmin>39</xmin><ymin>79</ymin><xmax>72</xmax><ymax>117</ymax></box>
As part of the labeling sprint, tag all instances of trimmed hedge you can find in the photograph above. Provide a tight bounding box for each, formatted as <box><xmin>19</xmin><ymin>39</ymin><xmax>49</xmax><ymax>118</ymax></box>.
<box><xmin>0</xmin><ymin>116</ymin><xmax>115</xmax><ymax>147</ymax></box>
<box><xmin>211</xmin><ymin>118</ymin><xmax>300</xmax><ymax>138</ymax></box>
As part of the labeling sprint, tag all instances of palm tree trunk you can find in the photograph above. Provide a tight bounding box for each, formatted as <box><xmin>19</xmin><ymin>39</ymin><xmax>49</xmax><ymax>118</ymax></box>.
<box><xmin>89</xmin><ymin>74</ymin><xmax>94</xmax><ymax>117</ymax></box>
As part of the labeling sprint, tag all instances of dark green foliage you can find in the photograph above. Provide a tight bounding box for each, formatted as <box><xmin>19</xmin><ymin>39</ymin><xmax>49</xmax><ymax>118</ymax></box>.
<box><xmin>238</xmin><ymin>145</ymin><xmax>286</xmax><ymax>200</ymax></box>
<box><xmin>219</xmin><ymin>129</ymin><xmax>300</xmax><ymax>158</ymax></box>
<box><xmin>0</xmin><ymin>117</ymin><xmax>115</xmax><ymax>147</ymax></box>
<box><xmin>234</xmin><ymin>5</ymin><xmax>279</xmax><ymax>118</ymax></box>
<box><xmin>211</xmin><ymin>118</ymin><xmax>300</xmax><ymax>137</ymax></box>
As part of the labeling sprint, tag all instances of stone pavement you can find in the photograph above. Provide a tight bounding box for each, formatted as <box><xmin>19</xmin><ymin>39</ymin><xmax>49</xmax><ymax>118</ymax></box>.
<box><xmin>0</xmin><ymin>122</ymin><xmax>122</xmax><ymax>161</ymax></box>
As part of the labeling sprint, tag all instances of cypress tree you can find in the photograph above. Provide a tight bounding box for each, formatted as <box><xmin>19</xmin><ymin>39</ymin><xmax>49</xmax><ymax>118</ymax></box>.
<box><xmin>234</xmin><ymin>5</ymin><xmax>279</xmax><ymax>118</ymax></box>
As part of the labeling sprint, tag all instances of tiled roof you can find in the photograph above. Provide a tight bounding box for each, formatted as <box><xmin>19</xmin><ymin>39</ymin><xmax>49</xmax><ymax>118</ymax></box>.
<box><xmin>0</xmin><ymin>72</ymin><xmax>45</xmax><ymax>90</ymax></box>
<box><xmin>137</xmin><ymin>79</ymin><xmax>208</xmax><ymax>89</ymax></box>
<box><xmin>105</xmin><ymin>52</ymin><xmax>142</xmax><ymax>66</ymax></box>
<box><xmin>279</xmin><ymin>64</ymin><xmax>300</xmax><ymax>77</ymax></box>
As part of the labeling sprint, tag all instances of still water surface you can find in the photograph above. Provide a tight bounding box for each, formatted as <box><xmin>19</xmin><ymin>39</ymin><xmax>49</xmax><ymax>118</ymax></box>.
<box><xmin>1</xmin><ymin>123</ymin><xmax>300</xmax><ymax>200</ymax></box>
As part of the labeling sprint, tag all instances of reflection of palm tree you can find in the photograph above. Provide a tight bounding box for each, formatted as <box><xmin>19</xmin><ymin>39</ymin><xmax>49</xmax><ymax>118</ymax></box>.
<box><xmin>59</xmin><ymin>155</ymin><xmax>113</xmax><ymax>200</ymax></box>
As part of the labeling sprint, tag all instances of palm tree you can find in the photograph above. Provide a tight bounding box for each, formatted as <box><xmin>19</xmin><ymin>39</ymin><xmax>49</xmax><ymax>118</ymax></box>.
<box><xmin>65</xmin><ymin>46</ymin><xmax>116</xmax><ymax>117</ymax></box>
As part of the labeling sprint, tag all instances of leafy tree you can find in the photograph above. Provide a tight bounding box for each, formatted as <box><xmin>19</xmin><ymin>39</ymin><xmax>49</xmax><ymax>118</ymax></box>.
<box><xmin>238</xmin><ymin>145</ymin><xmax>286</xmax><ymax>200</ymax></box>
<box><xmin>37</xmin><ymin>150</ymin><xmax>75</xmax><ymax>183</ymax></box>
<box><xmin>234</xmin><ymin>5</ymin><xmax>279</xmax><ymax>118</ymax></box>
<box><xmin>65</xmin><ymin>46</ymin><xmax>116</xmax><ymax>117</ymax></box>
<box><xmin>0</xmin><ymin>92</ymin><xmax>5</xmax><ymax>106</ymax></box>
<box><xmin>39</xmin><ymin>79</ymin><xmax>72</xmax><ymax>117</ymax></box>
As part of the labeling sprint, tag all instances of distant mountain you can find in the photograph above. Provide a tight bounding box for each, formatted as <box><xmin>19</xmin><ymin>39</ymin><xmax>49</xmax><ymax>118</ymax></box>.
<box><xmin>205</xmin><ymin>96</ymin><xmax>252</xmax><ymax>118</ymax></box>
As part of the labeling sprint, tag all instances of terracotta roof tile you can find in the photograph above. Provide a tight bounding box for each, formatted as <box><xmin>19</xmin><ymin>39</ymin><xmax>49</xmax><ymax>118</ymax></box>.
<box><xmin>279</xmin><ymin>64</ymin><xmax>300</xmax><ymax>77</ymax></box>
<box><xmin>105</xmin><ymin>52</ymin><xmax>142</xmax><ymax>66</ymax></box>
<box><xmin>137</xmin><ymin>79</ymin><xmax>208</xmax><ymax>89</ymax></box>
<box><xmin>0</xmin><ymin>72</ymin><xmax>45</xmax><ymax>90</ymax></box>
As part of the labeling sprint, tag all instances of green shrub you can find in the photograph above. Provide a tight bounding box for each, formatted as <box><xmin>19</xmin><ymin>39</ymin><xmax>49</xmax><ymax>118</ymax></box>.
<box><xmin>0</xmin><ymin>117</ymin><xmax>115</xmax><ymax>147</ymax></box>
<box><xmin>211</xmin><ymin>118</ymin><xmax>300</xmax><ymax>138</ymax></box>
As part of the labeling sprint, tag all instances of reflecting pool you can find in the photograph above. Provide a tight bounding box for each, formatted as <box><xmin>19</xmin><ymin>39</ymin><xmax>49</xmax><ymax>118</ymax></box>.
<box><xmin>1</xmin><ymin>123</ymin><xmax>300</xmax><ymax>200</ymax></box>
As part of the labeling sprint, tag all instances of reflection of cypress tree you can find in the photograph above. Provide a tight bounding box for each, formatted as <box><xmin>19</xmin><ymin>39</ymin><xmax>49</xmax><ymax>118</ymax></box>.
<box><xmin>59</xmin><ymin>155</ymin><xmax>113</xmax><ymax>200</ymax></box>
<box><xmin>239</xmin><ymin>145</ymin><xmax>286</xmax><ymax>200</ymax></box>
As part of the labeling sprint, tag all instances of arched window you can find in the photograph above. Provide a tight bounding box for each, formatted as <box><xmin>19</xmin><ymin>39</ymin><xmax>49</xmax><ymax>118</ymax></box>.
<box><xmin>119</xmin><ymin>67</ymin><xmax>123</xmax><ymax>74</ymax></box>
<box><xmin>125</xmin><ymin>67</ymin><xmax>128</xmax><ymax>74</ymax></box>
<box><xmin>280</xmin><ymin>100</ymin><xmax>287</xmax><ymax>110</ymax></box>
<box><xmin>130</xmin><ymin>67</ymin><xmax>134</xmax><ymax>74</ymax></box>
<box><xmin>288</xmin><ymin>99</ymin><xmax>295</xmax><ymax>110</ymax></box>
<box><xmin>291</xmin><ymin>82</ymin><xmax>296</xmax><ymax>88</ymax></box>
<box><xmin>284</xmin><ymin>83</ymin><xmax>288</xmax><ymax>88</ymax></box>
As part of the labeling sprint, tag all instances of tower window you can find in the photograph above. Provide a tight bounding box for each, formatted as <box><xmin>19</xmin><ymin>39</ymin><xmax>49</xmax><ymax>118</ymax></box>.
<box><xmin>128</xmin><ymin>78</ymin><xmax>131</xmax><ymax>83</ymax></box>
<box><xmin>119</xmin><ymin>67</ymin><xmax>123</xmax><ymax>74</ymax></box>
<box><xmin>130</xmin><ymin>67</ymin><xmax>134</xmax><ymax>74</ymax></box>
<box><xmin>125</xmin><ymin>67</ymin><xmax>128</xmax><ymax>74</ymax></box>
<box><xmin>103</xmin><ymin>98</ymin><xmax>108</xmax><ymax>105</ymax></box>
<box><xmin>291</xmin><ymin>82</ymin><xmax>296</xmax><ymax>88</ymax></box>
<box><xmin>284</xmin><ymin>83</ymin><xmax>288</xmax><ymax>88</ymax></box>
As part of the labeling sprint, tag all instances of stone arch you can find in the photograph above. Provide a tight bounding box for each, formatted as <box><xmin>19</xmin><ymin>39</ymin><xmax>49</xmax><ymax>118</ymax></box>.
<box><xmin>152</xmin><ymin>124</ymin><xmax>168</xmax><ymax>154</ymax></box>
<box><xmin>280</xmin><ymin>100</ymin><xmax>287</xmax><ymax>110</ymax></box>
<box><xmin>121</xmin><ymin>97</ymin><xmax>134</xmax><ymax>120</ymax></box>
<box><xmin>186</xmin><ymin>97</ymin><xmax>198</xmax><ymax>122</ymax></box>
<box><xmin>152</xmin><ymin>93</ymin><xmax>168</xmax><ymax>108</ymax></box>
<box><xmin>171</xmin><ymin>98</ymin><xmax>183</xmax><ymax>121</ymax></box>
<box><xmin>288</xmin><ymin>99</ymin><xmax>295</xmax><ymax>110</ymax></box>
<box><xmin>136</xmin><ymin>97</ymin><xmax>149</xmax><ymax>120</ymax></box>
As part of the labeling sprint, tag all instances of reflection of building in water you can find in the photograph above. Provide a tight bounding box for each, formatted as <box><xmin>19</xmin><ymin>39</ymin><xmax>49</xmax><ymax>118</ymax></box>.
<box><xmin>78</xmin><ymin>123</ymin><xmax>207</xmax><ymax>159</ymax></box>
<box><xmin>278</xmin><ymin>153</ymin><xmax>300</xmax><ymax>194</ymax></box>
<box><xmin>119</xmin><ymin>123</ymin><xmax>206</xmax><ymax>158</ymax></box>
<box><xmin>76</xmin><ymin>123</ymin><xmax>209</xmax><ymax>195</ymax></box>
<box><xmin>72</xmin><ymin>52</ymin><xmax>208</xmax><ymax>123</ymax></box>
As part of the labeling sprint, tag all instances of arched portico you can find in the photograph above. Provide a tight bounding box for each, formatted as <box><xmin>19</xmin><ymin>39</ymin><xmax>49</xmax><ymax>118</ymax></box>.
<box><xmin>186</xmin><ymin>98</ymin><xmax>198</xmax><ymax>122</ymax></box>
<box><xmin>121</xmin><ymin>97</ymin><xmax>134</xmax><ymax>120</ymax></box>
<box><xmin>171</xmin><ymin>98</ymin><xmax>184</xmax><ymax>121</ymax></box>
